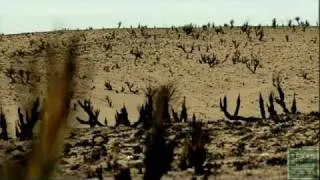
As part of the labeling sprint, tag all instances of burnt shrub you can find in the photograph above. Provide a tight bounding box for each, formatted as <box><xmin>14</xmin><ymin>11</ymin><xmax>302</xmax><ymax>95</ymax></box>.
<box><xmin>16</xmin><ymin>98</ymin><xmax>41</xmax><ymax>140</ymax></box>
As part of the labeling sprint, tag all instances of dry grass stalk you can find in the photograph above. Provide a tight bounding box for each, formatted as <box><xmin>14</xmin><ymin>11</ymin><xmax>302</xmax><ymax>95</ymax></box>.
<box><xmin>0</xmin><ymin>36</ymin><xmax>79</xmax><ymax>180</ymax></box>
<box><xmin>25</xmin><ymin>36</ymin><xmax>77</xmax><ymax>179</ymax></box>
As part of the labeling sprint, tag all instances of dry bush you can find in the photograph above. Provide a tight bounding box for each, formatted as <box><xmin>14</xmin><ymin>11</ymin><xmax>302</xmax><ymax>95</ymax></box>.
<box><xmin>231</xmin><ymin>50</ymin><xmax>261</xmax><ymax>73</ymax></box>
<box><xmin>4</xmin><ymin>68</ymin><xmax>36</xmax><ymax>85</ymax></box>
<box><xmin>285</xmin><ymin>35</ymin><xmax>289</xmax><ymax>42</ymax></box>
<box><xmin>182</xmin><ymin>24</ymin><xmax>195</xmax><ymax>35</ymax></box>
<box><xmin>230</xmin><ymin>19</ymin><xmax>234</xmax><ymax>29</ymax></box>
<box><xmin>241</xmin><ymin>22</ymin><xmax>249</xmax><ymax>33</ymax></box>
<box><xmin>177</xmin><ymin>43</ymin><xmax>194</xmax><ymax>54</ymax></box>
<box><xmin>232</xmin><ymin>40</ymin><xmax>240</xmax><ymax>49</ymax></box>
<box><xmin>0</xmin><ymin>108</ymin><xmax>8</xmax><ymax>140</ymax></box>
<box><xmin>272</xmin><ymin>18</ymin><xmax>277</xmax><ymax>28</ymax></box>
<box><xmin>152</xmin><ymin>83</ymin><xmax>176</xmax><ymax>125</ymax></box>
<box><xmin>16</xmin><ymin>98</ymin><xmax>41</xmax><ymax>140</ymax></box>
<box><xmin>76</xmin><ymin>99</ymin><xmax>104</xmax><ymax>128</ymax></box>
<box><xmin>180</xmin><ymin>96</ymin><xmax>188</xmax><ymax>122</ymax></box>
<box><xmin>245</xmin><ymin>58</ymin><xmax>260</xmax><ymax>74</ymax></box>
<box><xmin>272</xmin><ymin>72</ymin><xmax>297</xmax><ymax>114</ymax></box>
<box><xmin>257</xmin><ymin>28</ymin><xmax>264</xmax><ymax>41</ymax></box>
<box><xmin>104</xmin><ymin>80</ymin><xmax>113</xmax><ymax>90</ymax></box>
<box><xmin>232</xmin><ymin>49</ymin><xmax>241</xmax><ymax>64</ymax></box>
<box><xmin>199</xmin><ymin>53</ymin><xmax>220</xmax><ymax>68</ymax></box>
<box><xmin>288</xmin><ymin>19</ymin><xmax>292</xmax><ymax>27</ymax></box>
<box><xmin>125</xmin><ymin>81</ymin><xmax>139</xmax><ymax>94</ymax></box>
<box><xmin>143</xmin><ymin>83</ymin><xmax>177</xmax><ymax>180</ymax></box>
<box><xmin>115</xmin><ymin>105</ymin><xmax>131</xmax><ymax>127</ymax></box>
<box><xmin>220</xmin><ymin>71</ymin><xmax>298</xmax><ymax>123</ymax></box>
<box><xmin>105</xmin><ymin>95</ymin><xmax>113</xmax><ymax>107</ymax></box>
<box><xmin>220</xmin><ymin>95</ymin><xmax>260</xmax><ymax>122</ymax></box>
<box><xmin>4</xmin><ymin>67</ymin><xmax>15</xmax><ymax>83</ymax></box>
<box><xmin>267</xmin><ymin>92</ymin><xmax>277</xmax><ymax>118</ymax></box>
<box><xmin>179</xmin><ymin>115</ymin><xmax>209</xmax><ymax>174</ymax></box>
<box><xmin>133</xmin><ymin>86</ymin><xmax>156</xmax><ymax>129</ymax></box>
<box><xmin>215</xmin><ymin>27</ymin><xmax>225</xmax><ymax>35</ymax></box>
<box><xmin>144</xmin><ymin>125</ymin><xmax>174</xmax><ymax>180</ymax></box>
<box><xmin>130</xmin><ymin>47</ymin><xmax>143</xmax><ymax>60</ymax></box>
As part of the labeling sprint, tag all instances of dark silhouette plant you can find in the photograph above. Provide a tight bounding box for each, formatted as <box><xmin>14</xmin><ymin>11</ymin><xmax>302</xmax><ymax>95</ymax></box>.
<box><xmin>179</xmin><ymin>114</ymin><xmax>209</xmax><ymax>174</ymax></box>
<box><xmin>115</xmin><ymin>105</ymin><xmax>131</xmax><ymax>127</ymax></box>
<box><xmin>180</xmin><ymin>96</ymin><xmax>188</xmax><ymax>122</ymax></box>
<box><xmin>0</xmin><ymin>108</ymin><xmax>9</xmax><ymax>140</ymax></box>
<box><xmin>16</xmin><ymin>98</ymin><xmax>41</xmax><ymax>140</ymax></box>
<box><xmin>76</xmin><ymin>99</ymin><xmax>104</xmax><ymax>128</ymax></box>
<box><xmin>133</xmin><ymin>86</ymin><xmax>156</xmax><ymax>129</ymax></box>
<box><xmin>182</xmin><ymin>24</ymin><xmax>194</xmax><ymax>35</ymax></box>
<box><xmin>143</xmin><ymin>84</ymin><xmax>176</xmax><ymax>180</ymax></box>
<box><xmin>272</xmin><ymin>18</ymin><xmax>277</xmax><ymax>28</ymax></box>
<box><xmin>272</xmin><ymin>73</ymin><xmax>297</xmax><ymax>115</ymax></box>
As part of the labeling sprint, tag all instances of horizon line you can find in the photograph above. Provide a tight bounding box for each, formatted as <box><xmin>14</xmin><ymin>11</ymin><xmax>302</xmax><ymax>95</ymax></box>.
<box><xmin>2</xmin><ymin>20</ymin><xmax>318</xmax><ymax>35</ymax></box>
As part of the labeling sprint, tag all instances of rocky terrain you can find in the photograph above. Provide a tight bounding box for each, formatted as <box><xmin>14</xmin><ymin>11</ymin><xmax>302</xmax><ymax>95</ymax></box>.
<box><xmin>1</xmin><ymin>112</ymin><xmax>319</xmax><ymax>179</ymax></box>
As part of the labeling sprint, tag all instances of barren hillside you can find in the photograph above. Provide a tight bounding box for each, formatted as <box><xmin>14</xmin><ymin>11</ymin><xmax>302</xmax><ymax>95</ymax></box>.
<box><xmin>0</xmin><ymin>27</ymin><xmax>318</xmax><ymax>132</ymax></box>
<box><xmin>0</xmin><ymin>26</ymin><xmax>319</xmax><ymax>179</ymax></box>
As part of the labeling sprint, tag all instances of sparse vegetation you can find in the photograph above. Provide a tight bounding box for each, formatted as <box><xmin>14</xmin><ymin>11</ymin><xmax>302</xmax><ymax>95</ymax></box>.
<box><xmin>3</xmin><ymin>67</ymin><xmax>36</xmax><ymax>84</ymax></box>
<box><xmin>0</xmin><ymin>19</ymin><xmax>318</xmax><ymax>179</ymax></box>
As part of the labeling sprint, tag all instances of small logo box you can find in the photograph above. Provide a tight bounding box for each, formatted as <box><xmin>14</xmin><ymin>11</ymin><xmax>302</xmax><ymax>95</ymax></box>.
<box><xmin>288</xmin><ymin>146</ymin><xmax>319</xmax><ymax>180</ymax></box>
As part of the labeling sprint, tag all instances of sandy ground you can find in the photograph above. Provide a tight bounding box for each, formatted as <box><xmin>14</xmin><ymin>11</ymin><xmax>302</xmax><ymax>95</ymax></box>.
<box><xmin>0</xmin><ymin>27</ymin><xmax>319</xmax><ymax>131</ymax></box>
<box><xmin>0</xmin><ymin>26</ymin><xmax>319</xmax><ymax>179</ymax></box>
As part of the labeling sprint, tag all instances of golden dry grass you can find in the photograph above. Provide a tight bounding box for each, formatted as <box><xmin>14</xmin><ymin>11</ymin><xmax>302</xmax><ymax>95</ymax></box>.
<box><xmin>0</xmin><ymin>36</ymin><xmax>78</xmax><ymax>180</ymax></box>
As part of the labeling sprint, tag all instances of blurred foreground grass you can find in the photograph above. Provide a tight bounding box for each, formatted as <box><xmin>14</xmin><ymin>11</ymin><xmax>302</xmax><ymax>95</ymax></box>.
<box><xmin>0</xmin><ymin>36</ymin><xmax>78</xmax><ymax>180</ymax></box>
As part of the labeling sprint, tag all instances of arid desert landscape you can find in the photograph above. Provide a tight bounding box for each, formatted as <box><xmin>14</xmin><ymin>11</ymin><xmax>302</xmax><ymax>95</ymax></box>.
<box><xmin>0</xmin><ymin>22</ymin><xmax>319</xmax><ymax>179</ymax></box>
